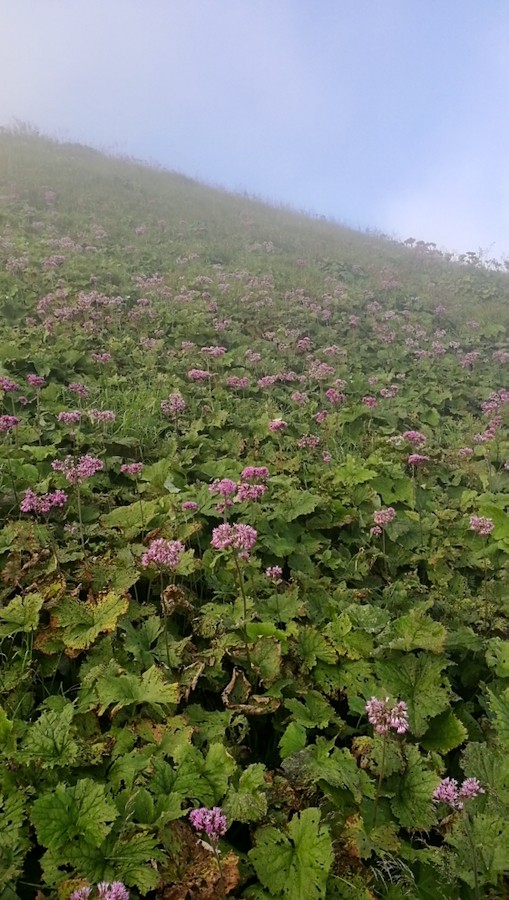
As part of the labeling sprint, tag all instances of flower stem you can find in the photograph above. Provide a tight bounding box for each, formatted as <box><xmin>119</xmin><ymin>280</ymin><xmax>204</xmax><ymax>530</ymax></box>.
<box><xmin>373</xmin><ymin>735</ymin><xmax>386</xmax><ymax>826</ymax></box>
<box><xmin>463</xmin><ymin>812</ymin><xmax>480</xmax><ymax>900</ymax></box>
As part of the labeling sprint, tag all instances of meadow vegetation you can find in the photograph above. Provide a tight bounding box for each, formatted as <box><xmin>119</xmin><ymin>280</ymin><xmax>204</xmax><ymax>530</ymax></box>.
<box><xmin>0</xmin><ymin>127</ymin><xmax>508</xmax><ymax>898</ymax></box>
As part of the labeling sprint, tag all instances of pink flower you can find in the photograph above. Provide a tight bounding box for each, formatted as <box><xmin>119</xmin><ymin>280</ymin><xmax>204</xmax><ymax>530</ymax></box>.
<box><xmin>141</xmin><ymin>538</ymin><xmax>185</xmax><ymax>569</ymax></box>
<box><xmin>469</xmin><ymin>516</ymin><xmax>494</xmax><ymax>536</ymax></box>
<box><xmin>325</xmin><ymin>388</ymin><xmax>345</xmax><ymax>406</ymax></box>
<box><xmin>91</xmin><ymin>352</ymin><xmax>112</xmax><ymax>363</ymax></box>
<box><xmin>403</xmin><ymin>430</ymin><xmax>427</xmax><ymax>447</ymax></box>
<box><xmin>97</xmin><ymin>884</ymin><xmax>130</xmax><ymax>900</ymax></box>
<box><xmin>20</xmin><ymin>488</ymin><xmax>67</xmax><ymax>515</ymax></box>
<box><xmin>52</xmin><ymin>455</ymin><xmax>104</xmax><ymax>484</ymax></box>
<box><xmin>365</xmin><ymin>696</ymin><xmax>409</xmax><ymax>735</ymax></box>
<box><xmin>188</xmin><ymin>368</ymin><xmax>211</xmax><ymax>381</ymax></box>
<box><xmin>407</xmin><ymin>454</ymin><xmax>429</xmax><ymax>466</ymax></box>
<box><xmin>161</xmin><ymin>392</ymin><xmax>186</xmax><ymax>416</ymax></box>
<box><xmin>322</xmin><ymin>451</ymin><xmax>332</xmax><ymax>463</ymax></box>
<box><xmin>0</xmin><ymin>415</ymin><xmax>20</xmax><ymax>432</ymax></box>
<box><xmin>189</xmin><ymin>807</ymin><xmax>227</xmax><ymax>842</ymax></box>
<box><xmin>235</xmin><ymin>482</ymin><xmax>267</xmax><ymax>502</ymax></box>
<box><xmin>27</xmin><ymin>374</ymin><xmax>46</xmax><ymax>388</ymax></box>
<box><xmin>362</xmin><ymin>396</ymin><xmax>377</xmax><ymax>408</ymax></box>
<box><xmin>211</xmin><ymin>523</ymin><xmax>257</xmax><ymax>558</ymax></box>
<box><xmin>68</xmin><ymin>381</ymin><xmax>89</xmax><ymax>399</ymax></box>
<box><xmin>120</xmin><ymin>462</ymin><xmax>143</xmax><ymax>477</ymax></box>
<box><xmin>265</xmin><ymin>565</ymin><xmax>283</xmax><ymax>582</ymax></box>
<box><xmin>226</xmin><ymin>375</ymin><xmax>250</xmax><ymax>389</ymax></box>
<box><xmin>58</xmin><ymin>410</ymin><xmax>81</xmax><ymax>425</ymax></box>
<box><xmin>457</xmin><ymin>447</ymin><xmax>473</xmax><ymax>458</ymax></box>
<box><xmin>433</xmin><ymin>777</ymin><xmax>484</xmax><ymax>811</ymax></box>
<box><xmin>241</xmin><ymin>466</ymin><xmax>270</xmax><ymax>482</ymax></box>
<box><xmin>268</xmin><ymin>418</ymin><xmax>287</xmax><ymax>432</ymax></box>
<box><xmin>181</xmin><ymin>500</ymin><xmax>199</xmax><ymax>511</ymax></box>
<box><xmin>209</xmin><ymin>478</ymin><xmax>238</xmax><ymax>497</ymax></box>
<box><xmin>0</xmin><ymin>377</ymin><xmax>19</xmax><ymax>393</ymax></box>
<box><xmin>88</xmin><ymin>409</ymin><xmax>116</xmax><ymax>424</ymax></box>
<box><xmin>314</xmin><ymin>410</ymin><xmax>328</xmax><ymax>424</ymax></box>
<box><xmin>373</xmin><ymin>507</ymin><xmax>396</xmax><ymax>528</ymax></box>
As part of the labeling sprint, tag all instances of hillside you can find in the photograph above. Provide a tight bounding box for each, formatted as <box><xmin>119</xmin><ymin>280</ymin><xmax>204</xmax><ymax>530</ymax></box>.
<box><xmin>0</xmin><ymin>129</ymin><xmax>508</xmax><ymax>899</ymax></box>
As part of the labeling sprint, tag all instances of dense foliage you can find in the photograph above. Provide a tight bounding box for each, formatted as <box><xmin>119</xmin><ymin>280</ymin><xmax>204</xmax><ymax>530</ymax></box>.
<box><xmin>0</xmin><ymin>128</ymin><xmax>508</xmax><ymax>899</ymax></box>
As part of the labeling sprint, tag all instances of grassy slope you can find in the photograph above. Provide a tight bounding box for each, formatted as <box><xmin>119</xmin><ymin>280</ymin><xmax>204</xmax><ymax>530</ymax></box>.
<box><xmin>0</xmin><ymin>130</ymin><xmax>509</xmax><ymax>899</ymax></box>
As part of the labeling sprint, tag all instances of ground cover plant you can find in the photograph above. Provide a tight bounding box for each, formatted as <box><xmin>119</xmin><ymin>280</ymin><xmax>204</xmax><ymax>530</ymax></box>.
<box><xmin>0</xmin><ymin>125</ymin><xmax>508</xmax><ymax>899</ymax></box>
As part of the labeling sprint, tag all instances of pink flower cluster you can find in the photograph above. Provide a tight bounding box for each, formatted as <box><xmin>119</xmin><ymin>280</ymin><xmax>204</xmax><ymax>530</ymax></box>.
<box><xmin>27</xmin><ymin>374</ymin><xmax>46</xmax><ymax>388</ymax></box>
<box><xmin>403</xmin><ymin>430</ymin><xmax>427</xmax><ymax>447</ymax></box>
<box><xmin>365</xmin><ymin>696</ymin><xmax>409</xmax><ymax>735</ymax></box>
<box><xmin>433</xmin><ymin>777</ymin><xmax>484</xmax><ymax>810</ymax></box>
<box><xmin>52</xmin><ymin>455</ymin><xmax>104</xmax><ymax>484</ymax></box>
<box><xmin>188</xmin><ymin>368</ymin><xmax>211</xmax><ymax>381</ymax></box>
<box><xmin>161</xmin><ymin>392</ymin><xmax>186</xmax><ymax>416</ymax></box>
<box><xmin>71</xmin><ymin>883</ymin><xmax>129</xmax><ymax>900</ymax></box>
<box><xmin>241</xmin><ymin>466</ymin><xmax>270</xmax><ymax>481</ymax></box>
<box><xmin>325</xmin><ymin>387</ymin><xmax>345</xmax><ymax>406</ymax></box>
<box><xmin>235</xmin><ymin>482</ymin><xmax>267</xmax><ymax>502</ymax></box>
<box><xmin>226</xmin><ymin>375</ymin><xmax>250</xmax><ymax>389</ymax></box>
<box><xmin>0</xmin><ymin>376</ymin><xmax>20</xmax><ymax>393</ymax></box>
<box><xmin>91</xmin><ymin>352</ymin><xmax>112</xmax><ymax>363</ymax></box>
<box><xmin>457</xmin><ymin>447</ymin><xmax>473</xmax><ymax>458</ymax></box>
<box><xmin>88</xmin><ymin>409</ymin><xmax>116</xmax><ymax>424</ymax></box>
<box><xmin>58</xmin><ymin>410</ymin><xmax>81</xmax><ymax>425</ymax></box>
<box><xmin>68</xmin><ymin>381</ymin><xmax>89</xmax><ymax>399</ymax></box>
<box><xmin>189</xmin><ymin>806</ymin><xmax>227</xmax><ymax>841</ymax></box>
<box><xmin>371</xmin><ymin>507</ymin><xmax>396</xmax><ymax>536</ymax></box>
<box><xmin>0</xmin><ymin>415</ymin><xmax>20</xmax><ymax>433</ymax></box>
<box><xmin>141</xmin><ymin>538</ymin><xmax>185</xmax><ymax>569</ymax></box>
<box><xmin>265</xmin><ymin>565</ymin><xmax>283</xmax><ymax>582</ymax></box>
<box><xmin>211</xmin><ymin>523</ymin><xmax>257</xmax><ymax>559</ymax></box>
<box><xmin>407</xmin><ymin>454</ymin><xmax>429</xmax><ymax>466</ymax></box>
<box><xmin>474</xmin><ymin>416</ymin><xmax>502</xmax><ymax>444</ymax></box>
<box><xmin>20</xmin><ymin>488</ymin><xmax>68</xmax><ymax>515</ymax></box>
<box><xmin>120</xmin><ymin>462</ymin><xmax>143</xmax><ymax>477</ymax></box>
<box><xmin>268</xmin><ymin>418</ymin><xmax>287</xmax><ymax>432</ymax></box>
<box><xmin>362</xmin><ymin>396</ymin><xmax>377</xmax><ymax>408</ymax></box>
<box><xmin>297</xmin><ymin>435</ymin><xmax>320</xmax><ymax>450</ymax></box>
<box><xmin>469</xmin><ymin>516</ymin><xmax>494</xmax><ymax>536</ymax></box>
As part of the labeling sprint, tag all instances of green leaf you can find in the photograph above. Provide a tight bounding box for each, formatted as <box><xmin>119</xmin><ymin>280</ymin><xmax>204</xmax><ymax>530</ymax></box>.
<box><xmin>52</xmin><ymin>590</ymin><xmax>130</xmax><ymax>651</ymax></box>
<box><xmin>447</xmin><ymin>813</ymin><xmax>509</xmax><ymax>889</ymax></box>
<box><xmin>485</xmin><ymin>638</ymin><xmax>509</xmax><ymax>677</ymax></box>
<box><xmin>31</xmin><ymin>779</ymin><xmax>117</xmax><ymax>850</ymax></box>
<box><xmin>94</xmin><ymin>664</ymin><xmax>179</xmax><ymax>715</ymax></box>
<box><xmin>249</xmin><ymin>808</ymin><xmax>333</xmax><ymax>899</ymax></box>
<box><xmin>486</xmin><ymin>686</ymin><xmax>509</xmax><ymax>746</ymax></box>
<box><xmin>382</xmin><ymin>610</ymin><xmax>447</xmax><ymax>654</ymax></box>
<box><xmin>223</xmin><ymin>763</ymin><xmax>268</xmax><ymax>823</ymax></box>
<box><xmin>283</xmin><ymin>490</ymin><xmax>321</xmax><ymax>521</ymax></box>
<box><xmin>343</xmin><ymin>814</ymin><xmax>400</xmax><ymax>859</ymax></box>
<box><xmin>297</xmin><ymin>627</ymin><xmax>337</xmax><ymax>671</ymax></box>
<box><xmin>421</xmin><ymin>709</ymin><xmax>468</xmax><ymax>754</ymax></box>
<box><xmin>0</xmin><ymin>592</ymin><xmax>43</xmax><ymax>637</ymax></box>
<box><xmin>18</xmin><ymin>700</ymin><xmax>78</xmax><ymax>769</ymax></box>
<box><xmin>388</xmin><ymin>745</ymin><xmax>439</xmax><ymax>830</ymax></box>
<box><xmin>279</xmin><ymin>722</ymin><xmax>307</xmax><ymax>760</ymax></box>
<box><xmin>461</xmin><ymin>741</ymin><xmax>509</xmax><ymax>804</ymax></box>
<box><xmin>0</xmin><ymin>791</ymin><xmax>29</xmax><ymax>890</ymax></box>
<box><xmin>284</xmin><ymin>692</ymin><xmax>337</xmax><ymax>730</ymax></box>
<box><xmin>171</xmin><ymin>742</ymin><xmax>236</xmax><ymax>806</ymax></box>
<box><xmin>376</xmin><ymin>653</ymin><xmax>451</xmax><ymax>736</ymax></box>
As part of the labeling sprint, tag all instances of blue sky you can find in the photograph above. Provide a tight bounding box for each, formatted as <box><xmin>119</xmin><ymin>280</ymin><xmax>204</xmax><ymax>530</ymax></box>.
<box><xmin>1</xmin><ymin>0</ymin><xmax>509</xmax><ymax>257</ymax></box>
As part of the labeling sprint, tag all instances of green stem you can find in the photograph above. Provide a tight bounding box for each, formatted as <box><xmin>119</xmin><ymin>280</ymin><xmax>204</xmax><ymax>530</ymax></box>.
<box><xmin>373</xmin><ymin>735</ymin><xmax>386</xmax><ymax>826</ymax></box>
<box><xmin>76</xmin><ymin>484</ymin><xmax>85</xmax><ymax>551</ymax></box>
<box><xmin>463</xmin><ymin>812</ymin><xmax>480</xmax><ymax>900</ymax></box>
<box><xmin>233</xmin><ymin>552</ymin><xmax>252</xmax><ymax>671</ymax></box>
